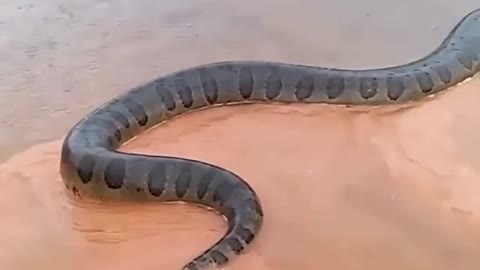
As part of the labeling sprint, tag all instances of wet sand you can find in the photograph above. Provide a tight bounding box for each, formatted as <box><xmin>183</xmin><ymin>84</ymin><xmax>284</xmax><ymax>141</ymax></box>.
<box><xmin>2</xmin><ymin>0</ymin><xmax>480</xmax><ymax>269</ymax></box>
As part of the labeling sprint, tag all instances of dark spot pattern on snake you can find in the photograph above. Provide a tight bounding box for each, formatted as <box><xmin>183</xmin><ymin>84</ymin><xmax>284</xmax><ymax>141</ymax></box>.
<box><xmin>147</xmin><ymin>163</ymin><xmax>168</xmax><ymax>197</ymax></box>
<box><xmin>155</xmin><ymin>82</ymin><xmax>176</xmax><ymax>111</ymax></box>
<box><xmin>104</xmin><ymin>158</ymin><xmax>126</xmax><ymax>189</ymax></box>
<box><xmin>238</xmin><ymin>68</ymin><xmax>254</xmax><ymax>99</ymax></box>
<box><xmin>122</xmin><ymin>98</ymin><xmax>149</xmax><ymax>126</ymax></box>
<box><xmin>175</xmin><ymin>166</ymin><xmax>192</xmax><ymax>198</ymax></box>
<box><xmin>265</xmin><ymin>70</ymin><xmax>282</xmax><ymax>100</ymax></box>
<box><xmin>226</xmin><ymin>237</ymin><xmax>244</xmax><ymax>254</ymax></box>
<box><xmin>196</xmin><ymin>169</ymin><xmax>214</xmax><ymax>200</ymax></box>
<box><xmin>236</xmin><ymin>226</ymin><xmax>255</xmax><ymax>244</ymax></box>
<box><xmin>326</xmin><ymin>76</ymin><xmax>344</xmax><ymax>99</ymax></box>
<box><xmin>77</xmin><ymin>154</ymin><xmax>95</xmax><ymax>184</ymax></box>
<box><xmin>209</xmin><ymin>250</ymin><xmax>229</xmax><ymax>265</ymax></box>
<box><xmin>175</xmin><ymin>78</ymin><xmax>194</xmax><ymax>108</ymax></box>
<box><xmin>108</xmin><ymin>110</ymin><xmax>130</xmax><ymax>129</ymax></box>
<box><xmin>434</xmin><ymin>65</ymin><xmax>452</xmax><ymax>83</ymax></box>
<box><xmin>295</xmin><ymin>74</ymin><xmax>314</xmax><ymax>100</ymax></box>
<box><xmin>200</xmin><ymin>69</ymin><xmax>219</xmax><ymax>104</ymax></box>
<box><xmin>358</xmin><ymin>77</ymin><xmax>378</xmax><ymax>99</ymax></box>
<box><xmin>387</xmin><ymin>76</ymin><xmax>405</xmax><ymax>100</ymax></box>
<box><xmin>414</xmin><ymin>72</ymin><xmax>434</xmax><ymax>93</ymax></box>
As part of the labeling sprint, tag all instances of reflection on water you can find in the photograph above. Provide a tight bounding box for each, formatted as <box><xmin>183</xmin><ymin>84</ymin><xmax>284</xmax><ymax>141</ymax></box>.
<box><xmin>2</xmin><ymin>0</ymin><xmax>480</xmax><ymax>269</ymax></box>
<box><xmin>1</xmin><ymin>0</ymin><xmax>479</xmax><ymax>161</ymax></box>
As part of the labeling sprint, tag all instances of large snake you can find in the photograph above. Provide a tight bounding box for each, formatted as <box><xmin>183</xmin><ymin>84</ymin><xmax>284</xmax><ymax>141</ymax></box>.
<box><xmin>60</xmin><ymin>9</ymin><xmax>480</xmax><ymax>270</ymax></box>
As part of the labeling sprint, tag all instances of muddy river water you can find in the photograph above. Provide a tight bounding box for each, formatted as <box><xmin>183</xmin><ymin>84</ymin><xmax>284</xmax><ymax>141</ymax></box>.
<box><xmin>2</xmin><ymin>0</ymin><xmax>480</xmax><ymax>269</ymax></box>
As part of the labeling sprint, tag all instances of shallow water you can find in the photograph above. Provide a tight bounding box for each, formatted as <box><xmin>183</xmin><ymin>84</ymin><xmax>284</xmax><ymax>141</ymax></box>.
<box><xmin>2</xmin><ymin>0</ymin><xmax>480</xmax><ymax>269</ymax></box>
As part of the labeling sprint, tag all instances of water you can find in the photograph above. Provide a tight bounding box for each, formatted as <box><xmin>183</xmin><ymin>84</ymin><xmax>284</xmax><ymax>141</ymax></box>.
<box><xmin>1</xmin><ymin>0</ymin><xmax>480</xmax><ymax>269</ymax></box>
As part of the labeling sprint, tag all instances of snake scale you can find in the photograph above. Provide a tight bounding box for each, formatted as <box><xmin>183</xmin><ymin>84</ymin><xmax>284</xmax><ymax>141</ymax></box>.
<box><xmin>60</xmin><ymin>9</ymin><xmax>480</xmax><ymax>270</ymax></box>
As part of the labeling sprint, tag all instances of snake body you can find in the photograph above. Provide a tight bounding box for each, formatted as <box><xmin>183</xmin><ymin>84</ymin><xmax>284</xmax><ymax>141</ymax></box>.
<box><xmin>60</xmin><ymin>9</ymin><xmax>480</xmax><ymax>270</ymax></box>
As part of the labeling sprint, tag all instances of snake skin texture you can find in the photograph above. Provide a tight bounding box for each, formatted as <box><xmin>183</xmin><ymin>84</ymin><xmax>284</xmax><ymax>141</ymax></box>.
<box><xmin>60</xmin><ymin>9</ymin><xmax>480</xmax><ymax>270</ymax></box>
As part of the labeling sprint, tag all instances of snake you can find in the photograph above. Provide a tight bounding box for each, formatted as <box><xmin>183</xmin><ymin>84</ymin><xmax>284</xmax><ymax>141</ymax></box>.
<box><xmin>60</xmin><ymin>8</ymin><xmax>480</xmax><ymax>270</ymax></box>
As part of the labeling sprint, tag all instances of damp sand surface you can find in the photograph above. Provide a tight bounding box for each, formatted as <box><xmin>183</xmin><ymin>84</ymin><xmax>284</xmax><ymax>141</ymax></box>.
<box><xmin>2</xmin><ymin>0</ymin><xmax>480</xmax><ymax>269</ymax></box>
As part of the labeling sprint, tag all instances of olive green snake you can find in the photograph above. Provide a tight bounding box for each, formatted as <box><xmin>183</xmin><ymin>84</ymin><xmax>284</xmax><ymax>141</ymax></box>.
<box><xmin>60</xmin><ymin>9</ymin><xmax>480</xmax><ymax>270</ymax></box>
